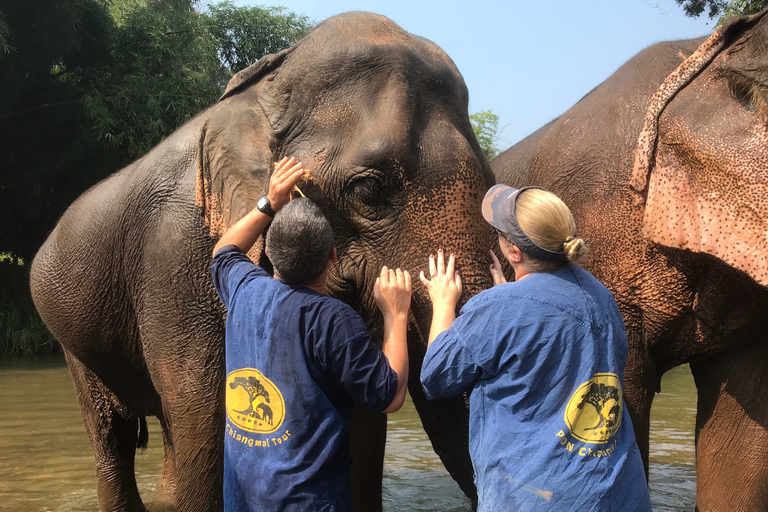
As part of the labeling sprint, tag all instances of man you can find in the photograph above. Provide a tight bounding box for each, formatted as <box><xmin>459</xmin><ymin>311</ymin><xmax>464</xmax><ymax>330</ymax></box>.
<box><xmin>211</xmin><ymin>156</ymin><xmax>411</xmax><ymax>511</ymax></box>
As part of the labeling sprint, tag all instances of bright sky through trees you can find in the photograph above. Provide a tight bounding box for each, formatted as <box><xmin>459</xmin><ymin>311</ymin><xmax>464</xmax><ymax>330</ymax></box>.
<box><xmin>233</xmin><ymin>0</ymin><xmax>713</xmax><ymax>148</ymax></box>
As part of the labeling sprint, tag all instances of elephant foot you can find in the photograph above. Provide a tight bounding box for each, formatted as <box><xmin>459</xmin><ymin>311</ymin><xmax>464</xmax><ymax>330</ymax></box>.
<box><xmin>144</xmin><ymin>499</ymin><xmax>177</xmax><ymax>512</ymax></box>
<box><xmin>65</xmin><ymin>352</ymin><xmax>148</xmax><ymax>512</ymax></box>
<box><xmin>691</xmin><ymin>339</ymin><xmax>768</xmax><ymax>511</ymax></box>
<box><xmin>157</xmin><ymin>414</ymin><xmax>177</xmax><ymax>500</ymax></box>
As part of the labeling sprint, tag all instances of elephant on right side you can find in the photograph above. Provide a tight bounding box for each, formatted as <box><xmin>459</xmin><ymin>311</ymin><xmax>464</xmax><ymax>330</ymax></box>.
<box><xmin>492</xmin><ymin>9</ymin><xmax>768</xmax><ymax>511</ymax></box>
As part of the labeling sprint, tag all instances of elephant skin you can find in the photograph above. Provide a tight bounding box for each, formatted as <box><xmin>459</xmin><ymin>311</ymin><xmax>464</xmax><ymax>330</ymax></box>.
<box><xmin>491</xmin><ymin>9</ymin><xmax>768</xmax><ymax>511</ymax></box>
<box><xmin>30</xmin><ymin>12</ymin><xmax>494</xmax><ymax>511</ymax></box>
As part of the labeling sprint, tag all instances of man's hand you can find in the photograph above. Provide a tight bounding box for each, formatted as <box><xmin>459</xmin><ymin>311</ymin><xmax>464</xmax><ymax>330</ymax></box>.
<box><xmin>268</xmin><ymin>156</ymin><xmax>306</xmax><ymax>212</ymax></box>
<box><xmin>419</xmin><ymin>249</ymin><xmax>462</xmax><ymax>310</ymax></box>
<box><xmin>374</xmin><ymin>266</ymin><xmax>412</xmax><ymax>321</ymax></box>
<box><xmin>374</xmin><ymin>265</ymin><xmax>412</xmax><ymax>414</ymax></box>
<box><xmin>212</xmin><ymin>156</ymin><xmax>305</xmax><ymax>258</ymax></box>
<box><xmin>489</xmin><ymin>249</ymin><xmax>508</xmax><ymax>286</ymax></box>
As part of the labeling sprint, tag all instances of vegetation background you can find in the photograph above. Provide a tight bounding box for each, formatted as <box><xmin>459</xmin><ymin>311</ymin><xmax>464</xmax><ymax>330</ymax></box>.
<box><xmin>0</xmin><ymin>0</ymin><xmax>312</xmax><ymax>352</ymax></box>
<box><xmin>0</xmin><ymin>0</ymin><xmax>763</xmax><ymax>353</ymax></box>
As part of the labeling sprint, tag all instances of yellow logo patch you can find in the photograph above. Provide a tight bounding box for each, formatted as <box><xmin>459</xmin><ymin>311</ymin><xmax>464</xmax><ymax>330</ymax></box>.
<box><xmin>226</xmin><ymin>368</ymin><xmax>285</xmax><ymax>434</ymax></box>
<box><xmin>564</xmin><ymin>373</ymin><xmax>622</xmax><ymax>444</ymax></box>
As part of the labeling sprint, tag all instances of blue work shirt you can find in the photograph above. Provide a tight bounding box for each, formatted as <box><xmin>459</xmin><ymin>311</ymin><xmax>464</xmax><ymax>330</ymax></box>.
<box><xmin>212</xmin><ymin>246</ymin><xmax>398</xmax><ymax>512</ymax></box>
<box><xmin>421</xmin><ymin>264</ymin><xmax>651</xmax><ymax>512</ymax></box>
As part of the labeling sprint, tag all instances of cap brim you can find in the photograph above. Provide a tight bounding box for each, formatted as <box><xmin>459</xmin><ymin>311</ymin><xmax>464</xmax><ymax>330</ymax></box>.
<box><xmin>482</xmin><ymin>184</ymin><xmax>519</xmax><ymax>230</ymax></box>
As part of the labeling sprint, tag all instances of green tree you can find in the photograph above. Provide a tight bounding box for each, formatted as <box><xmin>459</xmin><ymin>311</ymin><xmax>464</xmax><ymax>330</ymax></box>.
<box><xmin>0</xmin><ymin>11</ymin><xmax>11</xmax><ymax>53</ymax></box>
<box><xmin>85</xmin><ymin>1</ymin><xmax>312</xmax><ymax>156</ymax></box>
<box><xmin>0</xmin><ymin>0</ymin><xmax>312</xmax><ymax>261</ymax></box>
<box><xmin>0</xmin><ymin>0</ymin><xmax>312</xmax><ymax>353</ymax></box>
<box><xmin>0</xmin><ymin>0</ymin><xmax>116</xmax><ymax>261</ymax></box>
<box><xmin>675</xmin><ymin>0</ymin><xmax>768</xmax><ymax>19</ymax></box>
<box><xmin>470</xmin><ymin>110</ymin><xmax>502</xmax><ymax>159</ymax></box>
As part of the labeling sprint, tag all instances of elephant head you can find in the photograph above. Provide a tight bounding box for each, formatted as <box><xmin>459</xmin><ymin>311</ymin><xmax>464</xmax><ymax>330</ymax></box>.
<box><xmin>195</xmin><ymin>11</ymin><xmax>494</xmax><ymax>499</ymax></box>
<box><xmin>630</xmin><ymin>8</ymin><xmax>768</xmax><ymax>286</ymax></box>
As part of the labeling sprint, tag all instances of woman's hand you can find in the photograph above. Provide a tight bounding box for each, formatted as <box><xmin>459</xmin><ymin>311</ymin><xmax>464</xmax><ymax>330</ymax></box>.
<box><xmin>489</xmin><ymin>249</ymin><xmax>507</xmax><ymax>286</ymax></box>
<box><xmin>419</xmin><ymin>249</ymin><xmax>462</xmax><ymax>310</ymax></box>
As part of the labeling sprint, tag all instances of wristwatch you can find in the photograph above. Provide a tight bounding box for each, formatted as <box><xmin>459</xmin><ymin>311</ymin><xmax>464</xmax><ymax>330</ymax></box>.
<box><xmin>256</xmin><ymin>196</ymin><xmax>276</xmax><ymax>217</ymax></box>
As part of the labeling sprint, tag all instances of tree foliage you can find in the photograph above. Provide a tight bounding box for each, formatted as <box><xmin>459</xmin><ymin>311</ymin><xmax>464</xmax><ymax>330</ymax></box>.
<box><xmin>675</xmin><ymin>0</ymin><xmax>768</xmax><ymax>19</ymax></box>
<box><xmin>0</xmin><ymin>0</ymin><xmax>312</xmax><ymax>261</ymax></box>
<box><xmin>86</xmin><ymin>1</ymin><xmax>311</xmax><ymax>156</ymax></box>
<box><xmin>470</xmin><ymin>110</ymin><xmax>502</xmax><ymax>159</ymax></box>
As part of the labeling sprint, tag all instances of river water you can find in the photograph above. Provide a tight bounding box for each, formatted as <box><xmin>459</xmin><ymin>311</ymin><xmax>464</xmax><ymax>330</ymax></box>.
<box><xmin>0</xmin><ymin>355</ymin><xmax>696</xmax><ymax>511</ymax></box>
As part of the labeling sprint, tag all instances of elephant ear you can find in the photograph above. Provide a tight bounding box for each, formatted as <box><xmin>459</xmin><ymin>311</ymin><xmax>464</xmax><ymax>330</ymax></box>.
<box><xmin>219</xmin><ymin>47</ymin><xmax>293</xmax><ymax>102</ymax></box>
<box><xmin>629</xmin><ymin>11</ymin><xmax>768</xmax><ymax>285</ymax></box>
<box><xmin>195</xmin><ymin>47</ymin><xmax>295</xmax><ymax>242</ymax></box>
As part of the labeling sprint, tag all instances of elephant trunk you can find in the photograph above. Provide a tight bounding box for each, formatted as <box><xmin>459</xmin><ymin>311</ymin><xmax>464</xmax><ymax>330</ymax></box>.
<box><xmin>402</xmin><ymin>255</ymin><xmax>490</xmax><ymax>507</ymax></box>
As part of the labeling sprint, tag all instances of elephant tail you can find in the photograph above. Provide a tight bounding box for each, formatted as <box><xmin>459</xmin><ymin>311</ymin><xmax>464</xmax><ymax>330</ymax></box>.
<box><xmin>137</xmin><ymin>417</ymin><xmax>149</xmax><ymax>450</ymax></box>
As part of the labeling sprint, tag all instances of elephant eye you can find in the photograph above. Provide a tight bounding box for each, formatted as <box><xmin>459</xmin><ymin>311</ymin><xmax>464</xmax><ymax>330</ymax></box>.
<box><xmin>352</xmin><ymin>177</ymin><xmax>386</xmax><ymax>202</ymax></box>
<box><xmin>346</xmin><ymin>173</ymin><xmax>396</xmax><ymax>219</ymax></box>
<box><xmin>724</xmin><ymin>69</ymin><xmax>768</xmax><ymax>116</ymax></box>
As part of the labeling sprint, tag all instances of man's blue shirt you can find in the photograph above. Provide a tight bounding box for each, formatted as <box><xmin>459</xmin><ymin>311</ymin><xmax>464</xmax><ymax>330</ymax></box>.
<box><xmin>212</xmin><ymin>246</ymin><xmax>397</xmax><ymax>512</ymax></box>
<box><xmin>421</xmin><ymin>264</ymin><xmax>651</xmax><ymax>511</ymax></box>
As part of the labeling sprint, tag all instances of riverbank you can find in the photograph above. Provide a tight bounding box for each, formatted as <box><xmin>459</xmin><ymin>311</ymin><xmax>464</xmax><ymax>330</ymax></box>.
<box><xmin>0</xmin><ymin>260</ymin><xmax>58</xmax><ymax>354</ymax></box>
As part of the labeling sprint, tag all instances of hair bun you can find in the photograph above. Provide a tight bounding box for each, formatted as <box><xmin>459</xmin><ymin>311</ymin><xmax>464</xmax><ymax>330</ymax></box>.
<box><xmin>563</xmin><ymin>235</ymin><xmax>588</xmax><ymax>263</ymax></box>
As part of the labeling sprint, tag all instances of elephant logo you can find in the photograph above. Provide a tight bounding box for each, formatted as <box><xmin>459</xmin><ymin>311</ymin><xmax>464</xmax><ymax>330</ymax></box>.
<box><xmin>564</xmin><ymin>373</ymin><xmax>622</xmax><ymax>444</ymax></box>
<box><xmin>226</xmin><ymin>368</ymin><xmax>285</xmax><ymax>434</ymax></box>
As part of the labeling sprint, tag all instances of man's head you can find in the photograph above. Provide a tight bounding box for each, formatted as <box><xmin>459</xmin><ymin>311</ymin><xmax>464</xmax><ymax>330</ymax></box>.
<box><xmin>265</xmin><ymin>198</ymin><xmax>335</xmax><ymax>284</ymax></box>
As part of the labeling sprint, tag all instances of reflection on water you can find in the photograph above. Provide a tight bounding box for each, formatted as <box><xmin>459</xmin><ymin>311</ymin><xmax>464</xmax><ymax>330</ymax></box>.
<box><xmin>383</xmin><ymin>398</ymin><xmax>471</xmax><ymax>512</ymax></box>
<box><xmin>0</xmin><ymin>356</ymin><xmax>696</xmax><ymax>511</ymax></box>
<box><xmin>648</xmin><ymin>365</ymin><xmax>697</xmax><ymax>512</ymax></box>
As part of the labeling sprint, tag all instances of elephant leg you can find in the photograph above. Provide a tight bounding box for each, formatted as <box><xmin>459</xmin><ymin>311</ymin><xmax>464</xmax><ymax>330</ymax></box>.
<box><xmin>408</xmin><ymin>376</ymin><xmax>477</xmax><ymax>507</ymax></box>
<box><xmin>622</xmin><ymin>348</ymin><xmax>658</xmax><ymax>478</ymax></box>
<box><xmin>690</xmin><ymin>340</ymin><xmax>768</xmax><ymax>511</ymax></box>
<box><xmin>155</xmin><ymin>413</ymin><xmax>176</xmax><ymax>503</ymax></box>
<box><xmin>157</xmin><ymin>385</ymin><xmax>224</xmax><ymax>511</ymax></box>
<box><xmin>349</xmin><ymin>402</ymin><xmax>387</xmax><ymax>512</ymax></box>
<box><xmin>65</xmin><ymin>351</ymin><xmax>146</xmax><ymax>512</ymax></box>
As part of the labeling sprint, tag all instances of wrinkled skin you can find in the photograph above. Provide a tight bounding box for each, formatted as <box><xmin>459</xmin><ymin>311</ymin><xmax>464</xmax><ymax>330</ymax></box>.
<box><xmin>492</xmin><ymin>10</ymin><xmax>768</xmax><ymax>510</ymax></box>
<box><xmin>30</xmin><ymin>12</ymin><xmax>493</xmax><ymax>511</ymax></box>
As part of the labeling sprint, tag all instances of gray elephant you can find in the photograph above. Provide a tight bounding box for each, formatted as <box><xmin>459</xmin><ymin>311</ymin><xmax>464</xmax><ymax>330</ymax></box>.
<box><xmin>30</xmin><ymin>12</ymin><xmax>493</xmax><ymax>511</ymax></box>
<box><xmin>492</xmin><ymin>9</ymin><xmax>768</xmax><ymax>510</ymax></box>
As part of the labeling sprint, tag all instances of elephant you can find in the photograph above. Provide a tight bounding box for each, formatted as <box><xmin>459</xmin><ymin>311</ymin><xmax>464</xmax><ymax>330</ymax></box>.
<box><xmin>491</xmin><ymin>9</ymin><xmax>768</xmax><ymax>511</ymax></box>
<box><xmin>29</xmin><ymin>12</ymin><xmax>493</xmax><ymax>511</ymax></box>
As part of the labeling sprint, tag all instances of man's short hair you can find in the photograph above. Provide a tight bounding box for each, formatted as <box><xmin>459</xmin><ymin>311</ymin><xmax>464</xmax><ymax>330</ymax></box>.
<box><xmin>265</xmin><ymin>198</ymin><xmax>335</xmax><ymax>285</ymax></box>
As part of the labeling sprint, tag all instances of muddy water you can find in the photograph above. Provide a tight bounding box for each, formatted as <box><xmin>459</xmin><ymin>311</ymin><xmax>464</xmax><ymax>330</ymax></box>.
<box><xmin>0</xmin><ymin>356</ymin><xmax>695</xmax><ymax>511</ymax></box>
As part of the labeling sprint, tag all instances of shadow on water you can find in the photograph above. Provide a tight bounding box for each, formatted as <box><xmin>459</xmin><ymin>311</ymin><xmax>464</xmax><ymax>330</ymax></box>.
<box><xmin>0</xmin><ymin>355</ymin><xmax>695</xmax><ymax>511</ymax></box>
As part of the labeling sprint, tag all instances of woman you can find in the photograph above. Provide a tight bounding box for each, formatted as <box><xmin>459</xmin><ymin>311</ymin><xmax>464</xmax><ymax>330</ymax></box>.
<box><xmin>419</xmin><ymin>185</ymin><xmax>652</xmax><ymax>511</ymax></box>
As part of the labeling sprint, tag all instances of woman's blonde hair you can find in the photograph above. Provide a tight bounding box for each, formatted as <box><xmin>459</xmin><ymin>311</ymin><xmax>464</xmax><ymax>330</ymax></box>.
<box><xmin>515</xmin><ymin>188</ymin><xmax>588</xmax><ymax>272</ymax></box>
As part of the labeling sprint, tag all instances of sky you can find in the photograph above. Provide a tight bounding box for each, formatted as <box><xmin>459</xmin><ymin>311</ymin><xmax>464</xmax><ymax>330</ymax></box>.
<box><xmin>233</xmin><ymin>0</ymin><xmax>715</xmax><ymax>148</ymax></box>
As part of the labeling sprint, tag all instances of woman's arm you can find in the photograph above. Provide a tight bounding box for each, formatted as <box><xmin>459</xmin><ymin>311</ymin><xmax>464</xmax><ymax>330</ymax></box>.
<box><xmin>419</xmin><ymin>249</ymin><xmax>462</xmax><ymax>346</ymax></box>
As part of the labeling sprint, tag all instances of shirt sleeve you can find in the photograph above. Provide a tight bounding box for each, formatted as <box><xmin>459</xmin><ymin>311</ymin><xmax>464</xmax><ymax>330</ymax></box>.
<box><xmin>210</xmin><ymin>245</ymin><xmax>268</xmax><ymax>308</ymax></box>
<box><xmin>421</xmin><ymin>295</ymin><xmax>517</xmax><ymax>400</ymax></box>
<box><xmin>324</xmin><ymin>308</ymin><xmax>398</xmax><ymax>413</ymax></box>
<box><xmin>420</xmin><ymin>325</ymin><xmax>483</xmax><ymax>401</ymax></box>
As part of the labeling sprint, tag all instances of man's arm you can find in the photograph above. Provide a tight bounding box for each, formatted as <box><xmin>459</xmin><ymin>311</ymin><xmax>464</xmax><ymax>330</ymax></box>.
<box><xmin>211</xmin><ymin>157</ymin><xmax>305</xmax><ymax>258</ymax></box>
<box><xmin>373</xmin><ymin>266</ymin><xmax>412</xmax><ymax>413</ymax></box>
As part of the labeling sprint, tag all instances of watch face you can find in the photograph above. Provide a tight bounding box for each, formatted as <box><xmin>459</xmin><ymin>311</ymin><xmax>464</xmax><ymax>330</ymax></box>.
<box><xmin>257</xmin><ymin>196</ymin><xmax>274</xmax><ymax>215</ymax></box>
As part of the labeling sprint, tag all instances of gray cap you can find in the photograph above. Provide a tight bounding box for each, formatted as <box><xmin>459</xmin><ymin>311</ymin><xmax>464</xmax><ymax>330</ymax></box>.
<box><xmin>482</xmin><ymin>184</ymin><xmax>566</xmax><ymax>262</ymax></box>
